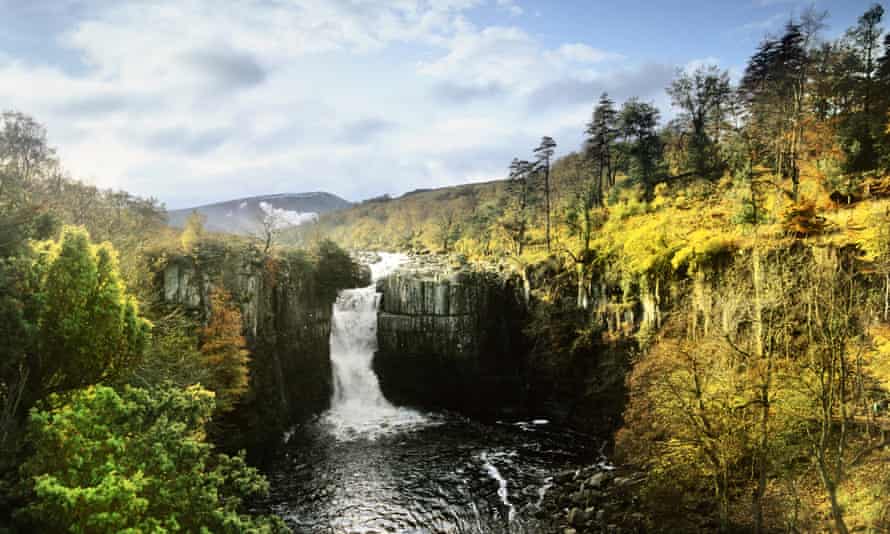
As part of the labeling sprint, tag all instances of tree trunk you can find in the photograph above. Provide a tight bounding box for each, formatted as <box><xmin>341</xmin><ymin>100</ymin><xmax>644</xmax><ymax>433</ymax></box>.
<box><xmin>545</xmin><ymin>161</ymin><xmax>551</xmax><ymax>252</ymax></box>
<box><xmin>884</xmin><ymin>272</ymin><xmax>890</xmax><ymax>323</ymax></box>
<box><xmin>821</xmin><ymin>473</ymin><xmax>849</xmax><ymax>534</ymax></box>
<box><xmin>752</xmin><ymin>247</ymin><xmax>768</xmax><ymax>534</ymax></box>
<box><xmin>577</xmin><ymin>263</ymin><xmax>588</xmax><ymax>310</ymax></box>
<box><xmin>715</xmin><ymin>473</ymin><xmax>730</xmax><ymax>533</ymax></box>
<box><xmin>0</xmin><ymin>367</ymin><xmax>29</xmax><ymax>451</ymax></box>
<box><xmin>596</xmin><ymin>158</ymin><xmax>604</xmax><ymax>207</ymax></box>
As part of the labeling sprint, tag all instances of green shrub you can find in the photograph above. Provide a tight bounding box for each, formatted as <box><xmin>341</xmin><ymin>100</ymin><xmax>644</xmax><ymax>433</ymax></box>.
<box><xmin>20</xmin><ymin>385</ymin><xmax>286</xmax><ymax>533</ymax></box>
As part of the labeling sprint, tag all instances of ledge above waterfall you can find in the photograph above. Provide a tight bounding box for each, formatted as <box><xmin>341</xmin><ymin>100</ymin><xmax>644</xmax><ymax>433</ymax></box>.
<box><xmin>377</xmin><ymin>269</ymin><xmax>488</xmax><ymax>317</ymax></box>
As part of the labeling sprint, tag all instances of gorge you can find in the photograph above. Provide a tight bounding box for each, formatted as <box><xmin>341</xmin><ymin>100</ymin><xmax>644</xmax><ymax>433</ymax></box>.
<box><xmin>255</xmin><ymin>253</ymin><xmax>598</xmax><ymax>532</ymax></box>
<box><xmin>7</xmin><ymin>4</ymin><xmax>890</xmax><ymax>529</ymax></box>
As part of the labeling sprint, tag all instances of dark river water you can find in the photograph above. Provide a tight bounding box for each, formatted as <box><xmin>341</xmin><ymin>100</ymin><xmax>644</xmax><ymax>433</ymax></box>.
<box><xmin>255</xmin><ymin>254</ymin><xmax>598</xmax><ymax>533</ymax></box>
<box><xmin>259</xmin><ymin>413</ymin><xmax>596</xmax><ymax>533</ymax></box>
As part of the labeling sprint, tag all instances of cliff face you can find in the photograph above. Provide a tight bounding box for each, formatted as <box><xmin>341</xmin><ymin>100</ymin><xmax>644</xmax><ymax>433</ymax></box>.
<box><xmin>159</xmin><ymin>246</ymin><xmax>354</xmax><ymax>440</ymax></box>
<box><xmin>374</xmin><ymin>268</ymin><xmax>529</xmax><ymax>417</ymax></box>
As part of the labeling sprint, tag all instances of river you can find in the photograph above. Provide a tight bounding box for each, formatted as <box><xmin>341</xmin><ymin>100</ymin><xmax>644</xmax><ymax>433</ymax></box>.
<box><xmin>257</xmin><ymin>254</ymin><xmax>596</xmax><ymax>533</ymax></box>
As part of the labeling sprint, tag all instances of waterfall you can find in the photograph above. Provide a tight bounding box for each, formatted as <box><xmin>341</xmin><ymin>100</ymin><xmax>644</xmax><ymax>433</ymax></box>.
<box><xmin>329</xmin><ymin>286</ymin><xmax>388</xmax><ymax>410</ymax></box>
<box><xmin>323</xmin><ymin>253</ymin><xmax>426</xmax><ymax>439</ymax></box>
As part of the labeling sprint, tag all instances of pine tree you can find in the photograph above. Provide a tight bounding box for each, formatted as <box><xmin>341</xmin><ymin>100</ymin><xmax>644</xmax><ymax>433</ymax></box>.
<box><xmin>585</xmin><ymin>93</ymin><xmax>618</xmax><ymax>205</ymax></box>
<box><xmin>741</xmin><ymin>20</ymin><xmax>814</xmax><ymax>200</ymax></box>
<box><xmin>618</xmin><ymin>99</ymin><xmax>663</xmax><ymax>199</ymax></box>
<box><xmin>502</xmin><ymin>158</ymin><xmax>534</xmax><ymax>256</ymax></box>
<box><xmin>534</xmin><ymin>136</ymin><xmax>557</xmax><ymax>252</ymax></box>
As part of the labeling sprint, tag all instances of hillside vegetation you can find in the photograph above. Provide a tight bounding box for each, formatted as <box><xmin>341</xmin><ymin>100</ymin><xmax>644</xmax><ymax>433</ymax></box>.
<box><xmin>3</xmin><ymin>3</ymin><xmax>890</xmax><ymax>533</ymax></box>
<box><xmin>0</xmin><ymin>110</ymin><xmax>363</xmax><ymax>531</ymax></box>
<box><xmin>285</xmin><ymin>6</ymin><xmax>890</xmax><ymax>532</ymax></box>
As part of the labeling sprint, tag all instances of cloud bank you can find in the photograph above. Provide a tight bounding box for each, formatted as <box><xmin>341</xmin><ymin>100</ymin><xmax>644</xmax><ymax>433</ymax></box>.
<box><xmin>0</xmin><ymin>0</ymin><xmax>688</xmax><ymax>208</ymax></box>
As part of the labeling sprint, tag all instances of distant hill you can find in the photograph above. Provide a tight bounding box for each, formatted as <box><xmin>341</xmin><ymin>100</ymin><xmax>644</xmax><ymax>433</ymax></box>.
<box><xmin>279</xmin><ymin>178</ymin><xmax>518</xmax><ymax>252</ymax></box>
<box><xmin>167</xmin><ymin>192</ymin><xmax>352</xmax><ymax>234</ymax></box>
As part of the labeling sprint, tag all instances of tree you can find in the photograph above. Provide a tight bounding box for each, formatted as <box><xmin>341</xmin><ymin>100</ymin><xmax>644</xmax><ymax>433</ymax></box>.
<box><xmin>431</xmin><ymin>207</ymin><xmax>461</xmax><ymax>253</ymax></box>
<box><xmin>741</xmin><ymin>16</ymin><xmax>822</xmax><ymax>201</ymax></box>
<box><xmin>200</xmin><ymin>288</ymin><xmax>250</xmax><ymax>413</ymax></box>
<box><xmin>129</xmin><ymin>309</ymin><xmax>209</xmax><ymax>391</ymax></box>
<box><xmin>255</xmin><ymin>203</ymin><xmax>289</xmax><ymax>256</ymax></box>
<box><xmin>0</xmin><ymin>250</ymin><xmax>41</xmax><ymax>452</ymax></box>
<box><xmin>848</xmin><ymin>4</ymin><xmax>884</xmax><ymax>117</ymax></box>
<box><xmin>0</xmin><ymin>111</ymin><xmax>56</xmax><ymax>206</ymax></box>
<box><xmin>625</xmin><ymin>327</ymin><xmax>750</xmax><ymax>532</ymax></box>
<box><xmin>312</xmin><ymin>238</ymin><xmax>365</xmax><ymax>300</ymax></box>
<box><xmin>534</xmin><ymin>136</ymin><xmax>557</xmax><ymax>252</ymax></box>
<box><xmin>20</xmin><ymin>385</ymin><xmax>285</xmax><ymax>532</ymax></box>
<box><xmin>794</xmin><ymin>256</ymin><xmax>866</xmax><ymax>534</ymax></box>
<box><xmin>841</xmin><ymin>4</ymin><xmax>885</xmax><ymax>173</ymax></box>
<box><xmin>723</xmin><ymin>90</ymin><xmax>768</xmax><ymax>225</ymax></box>
<box><xmin>618</xmin><ymin>99</ymin><xmax>663</xmax><ymax>199</ymax></box>
<box><xmin>180</xmin><ymin>210</ymin><xmax>206</xmax><ymax>253</ymax></box>
<box><xmin>560</xmin><ymin>154</ymin><xmax>601</xmax><ymax>308</ymax></box>
<box><xmin>501</xmin><ymin>158</ymin><xmax>535</xmax><ymax>256</ymax></box>
<box><xmin>31</xmin><ymin>226</ymin><xmax>150</xmax><ymax>400</ymax></box>
<box><xmin>585</xmin><ymin>93</ymin><xmax>618</xmax><ymax>205</ymax></box>
<box><xmin>667</xmin><ymin>65</ymin><xmax>732</xmax><ymax>177</ymax></box>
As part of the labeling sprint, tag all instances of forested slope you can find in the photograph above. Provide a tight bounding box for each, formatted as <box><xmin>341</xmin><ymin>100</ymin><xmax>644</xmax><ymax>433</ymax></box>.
<box><xmin>284</xmin><ymin>6</ymin><xmax>890</xmax><ymax>532</ymax></box>
<box><xmin>0</xmin><ymin>110</ymin><xmax>361</xmax><ymax>532</ymax></box>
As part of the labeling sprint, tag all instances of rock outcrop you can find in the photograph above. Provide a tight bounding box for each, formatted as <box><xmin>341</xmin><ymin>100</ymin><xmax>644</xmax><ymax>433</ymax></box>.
<box><xmin>374</xmin><ymin>265</ymin><xmax>529</xmax><ymax>417</ymax></box>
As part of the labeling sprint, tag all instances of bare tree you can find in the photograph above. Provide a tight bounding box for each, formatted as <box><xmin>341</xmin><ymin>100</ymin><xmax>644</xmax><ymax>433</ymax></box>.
<box><xmin>257</xmin><ymin>206</ymin><xmax>284</xmax><ymax>256</ymax></box>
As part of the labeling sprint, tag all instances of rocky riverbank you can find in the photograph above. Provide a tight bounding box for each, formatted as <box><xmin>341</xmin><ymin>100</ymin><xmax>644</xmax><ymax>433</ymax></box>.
<box><xmin>539</xmin><ymin>464</ymin><xmax>648</xmax><ymax>534</ymax></box>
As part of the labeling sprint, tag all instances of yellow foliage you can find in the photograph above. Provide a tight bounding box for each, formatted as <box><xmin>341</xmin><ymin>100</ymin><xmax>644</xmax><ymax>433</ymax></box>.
<box><xmin>869</xmin><ymin>325</ymin><xmax>890</xmax><ymax>390</ymax></box>
<box><xmin>180</xmin><ymin>211</ymin><xmax>206</xmax><ymax>253</ymax></box>
<box><xmin>823</xmin><ymin>200</ymin><xmax>890</xmax><ymax>261</ymax></box>
<box><xmin>671</xmin><ymin>229</ymin><xmax>738</xmax><ymax>273</ymax></box>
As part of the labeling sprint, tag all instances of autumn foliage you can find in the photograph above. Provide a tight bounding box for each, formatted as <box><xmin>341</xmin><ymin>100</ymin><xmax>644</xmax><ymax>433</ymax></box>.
<box><xmin>200</xmin><ymin>288</ymin><xmax>250</xmax><ymax>413</ymax></box>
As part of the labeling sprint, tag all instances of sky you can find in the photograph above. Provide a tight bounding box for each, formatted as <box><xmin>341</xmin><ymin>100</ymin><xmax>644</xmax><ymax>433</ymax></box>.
<box><xmin>0</xmin><ymin>0</ymin><xmax>881</xmax><ymax>208</ymax></box>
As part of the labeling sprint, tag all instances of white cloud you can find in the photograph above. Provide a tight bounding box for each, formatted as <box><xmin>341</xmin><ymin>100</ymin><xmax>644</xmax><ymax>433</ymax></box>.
<box><xmin>0</xmin><ymin>0</ymin><xmax>667</xmax><ymax>208</ymax></box>
<box><xmin>553</xmin><ymin>43</ymin><xmax>624</xmax><ymax>64</ymax></box>
<box><xmin>419</xmin><ymin>25</ymin><xmax>543</xmax><ymax>93</ymax></box>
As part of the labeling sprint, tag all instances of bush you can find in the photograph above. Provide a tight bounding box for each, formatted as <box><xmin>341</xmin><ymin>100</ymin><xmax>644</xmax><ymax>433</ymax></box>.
<box><xmin>19</xmin><ymin>385</ymin><xmax>286</xmax><ymax>533</ymax></box>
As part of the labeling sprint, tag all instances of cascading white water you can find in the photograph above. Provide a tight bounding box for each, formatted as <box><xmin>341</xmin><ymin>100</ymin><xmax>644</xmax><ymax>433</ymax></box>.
<box><xmin>323</xmin><ymin>252</ymin><xmax>426</xmax><ymax>440</ymax></box>
<box><xmin>329</xmin><ymin>287</ymin><xmax>388</xmax><ymax>410</ymax></box>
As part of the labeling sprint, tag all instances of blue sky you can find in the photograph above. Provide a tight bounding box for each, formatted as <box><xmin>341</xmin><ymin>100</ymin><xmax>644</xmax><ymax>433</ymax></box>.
<box><xmin>0</xmin><ymin>0</ymin><xmax>882</xmax><ymax>208</ymax></box>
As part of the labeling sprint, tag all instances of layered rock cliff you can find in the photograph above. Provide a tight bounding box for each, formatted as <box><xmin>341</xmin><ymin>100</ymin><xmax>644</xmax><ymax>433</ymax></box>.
<box><xmin>374</xmin><ymin>266</ymin><xmax>529</xmax><ymax>416</ymax></box>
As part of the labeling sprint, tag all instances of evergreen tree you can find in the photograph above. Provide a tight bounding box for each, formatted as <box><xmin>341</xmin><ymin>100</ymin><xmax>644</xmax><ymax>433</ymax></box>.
<box><xmin>502</xmin><ymin>158</ymin><xmax>534</xmax><ymax>255</ymax></box>
<box><xmin>534</xmin><ymin>136</ymin><xmax>557</xmax><ymax>252</ymax></box>
<box><xmin>33</xmin><ymin>226</ymin><xmax>150</xmax><ymax>399</ymax></box>
<box><xmin>741</xmin><ymin>19</ymin><xmax>818</xmax><ymax>200</ymax></box>
<box><xmin>842</xmin><ymin>4</ymin><xmax>885</xmax><ymax>172</ymax></box>
<box><xmin>618</xmin><ymin>99</ymin><xmax>663</xmax><ymax>199</ymax></box>
<box><xmin>585</xmin><ymin>93</ymin><xmax>618</xmax><ymax>205</ymax></box>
